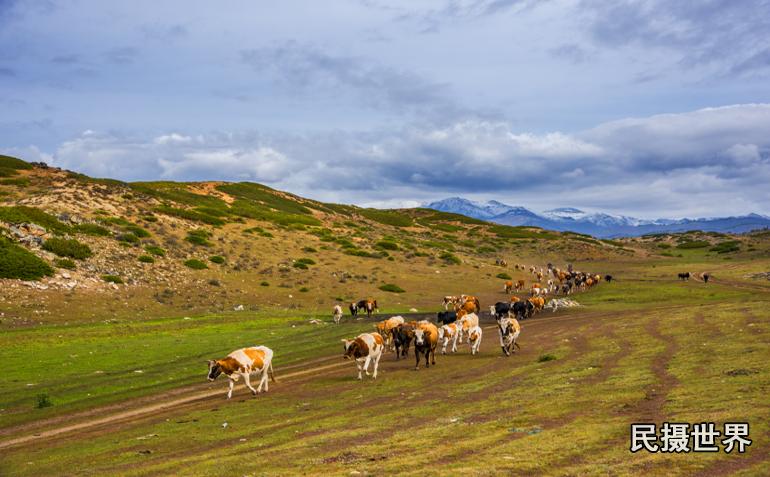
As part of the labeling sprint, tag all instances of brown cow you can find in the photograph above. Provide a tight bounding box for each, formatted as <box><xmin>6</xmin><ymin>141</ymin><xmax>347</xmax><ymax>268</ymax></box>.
<box><xmin>413</xmin><ymin>321</ymin><xmax>438</xmax><ymax>369</ymax></box>
<box><xmin>515</xmin><ymin>280</ymin><xmax>525</xmax><ymax>291</ymax></box>
<box><xmin>504</xmin><ymin>280</ymin><xmax>513</xmax><ymax>294</ymax></box>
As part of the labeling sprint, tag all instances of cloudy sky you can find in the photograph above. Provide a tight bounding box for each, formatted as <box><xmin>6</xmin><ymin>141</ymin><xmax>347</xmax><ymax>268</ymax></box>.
<box><xmin>2</xmin><ymin>0</ymin><xmax>770</xmax><ymax>218</ymax></box>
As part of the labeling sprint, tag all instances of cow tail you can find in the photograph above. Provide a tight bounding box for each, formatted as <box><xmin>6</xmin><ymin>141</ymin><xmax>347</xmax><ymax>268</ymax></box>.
<box><xmin>268</xmin><ymin>360</ymin><xmax>276</xmax><ymax>382</ymax></box>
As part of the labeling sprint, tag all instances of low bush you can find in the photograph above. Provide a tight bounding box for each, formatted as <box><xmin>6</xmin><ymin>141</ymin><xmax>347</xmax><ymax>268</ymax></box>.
<box><xmin>296</xmin><ymin>257</ymin><xmax>315</xmax><ymax>265</ymax></box>
<box><xmin>302</xmin><ymin>246</ymin><xmax>317</xmax><ymax>253</ymax></box>
<box><xmin>73</xmin><ymin>223</ymin><xmax>110</xmax><ymax>236</ymax></box>
<box><xmin>439</xmin><ymin>252</ymin><xmax>461</xmax><ymax>265</ymax></box>
<box><xmin>538</xmin><ymin>354</ymin><xmax>557</xmax><ymax>362</ymax></box>
<box><xmin>138</xmin><ymin>255</ymin><xmax>155</xmax><ymax>263</ymax></box>
<box><xmin>0</xmin><ymin>206</ymin><xmax>70</xmax><ymax>234</ymax></box>
<box><xmin>144</xmin><ymin>245</ymin><xmax>166</xmax><ymax>256</ymax></box>
<box><xmin>101</xmin><ymin>274</ymin><xmax>123</xmax><ymax>284</ymax></box>
<box><xmin>710</xmin><ymin>241</ymin><xmax>740</xmax><ymax>254</ymax></box>
<box><xmin>209</xmin><ymin>255</ymin><xmax>225</xmax><ymax>264</ymax></box>
<box><xmin>375</xmin><ymin>240</ymin><xmax>399</xmax><ymax>250</ymax></box>
<box><xmin>54</xmin><ymin>258</ymin><xmax>76</xmax><ymax>269</ymax></box>
<box><xmin>123</xmin><ymin>225</ymin><xmax>151</xmax><ymax>238</ymax></box>
<box><xmin>116</xmin><ymin>233</ymin><xmax>139</xmax><ymax>244</ymax></box>
<box><xmin>299</xmin><ymin>287</ymin><xmax>309</xmax><ymax>292</ymax></box>
<box><xmin>379</xmin><ymin>283</ymin><xmax>405</xmax><ymax>293</ymax></box>
<box><xmin>184</xmin><ymin>259</ymin><xmax>208</xmax><ymax>270</ymax></box>
<box><xmin>260</xmin><ymin>281</ymin><xmax>269</xmax><ymax>286</ymax></box>
<box><xmin>0</xmin><ymin>236</ymin><xmax>54</xmax><ymax>280</ymax></box>
<box><xmin>35</xmin><ymin>393</ymin><xmax>53</xmax><ymax>409</ymax></box>
<box><xmin>676</xmin><ymin>240</ymin><xmax>710</xmax><ymax>249</ymax></box>
<box><xmin>496</xmin><ymin>273</ymin><xmax>512</xmax><ymax>280</ymax></box>
<box><xmin>186</xmin><ymin>229</ymin><xmax>212</xmax><ymax>246</ymax></box>
<box><xmin>42</xmin><ymin>238</ymin><xmax>92</xmax><ymax>259</ymax></box>
<box><xmin>292</xmin><ymin>262</ymin><xmax>308</xmax><ymax>269</ymax></box>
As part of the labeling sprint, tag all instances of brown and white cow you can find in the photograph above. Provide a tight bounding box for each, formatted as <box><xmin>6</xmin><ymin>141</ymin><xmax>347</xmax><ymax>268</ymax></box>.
<box><xmin>503</xmin><ymin>280</ymin><xmax>514</xmax><ymax>294</ymax></box>
<box><xmin>442</xmin><ymin>295</ymin><xmax>461</xmax><ymax>310</ymax></box>
<box><xmin>207</xmin><ymin>346</ymin><xmax>276</xmax><ymax>399</ymax></box>
<box><xmin>413</xmin><ymin>321</ymin><xmax>438</xmax><ymax>369</ymax></box>
<box><xmin>376</xmin><ymin>316</ymin><xmax>405</xmax><ymax>350</ymax></box>
<box><xmin>468</xmin><ymin>325</ymin><xmax>483</xmax><ymax>355</ymax></box>
<box><xmin>438</xmin><ymin>322</ymin><xmax>460</xmax><ymax>354</ymax></box>
<box><xmin>514</xmin><ymin>280</ymin><xmax>525</xmax><ymax>292</ymax></box>
<box><xmin>456</xmin><ymin>312</ymin><xmax>480</xmax><ymax>344</ymax></box>
<box><xmin>497</xmin><ymin>317</ymin><xmax>521</xmax><ymax>356</ymax></box>
<box><xmin>342</xmin><ymin>332</ymin><xmax>385</xmax><ymax>380</ymax></box>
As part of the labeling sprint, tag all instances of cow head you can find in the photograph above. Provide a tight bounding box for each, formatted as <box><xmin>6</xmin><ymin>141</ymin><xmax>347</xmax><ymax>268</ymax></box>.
<box><xmin>414</xmin><ymin>328</ymin><xmax>427</xmax><ymax>346</ymax></box>
<box><xmin>207</xmin><ymin>360</ymin><xmax>223</xmax><ymax>381</ymax></box>
<box><xmin>341</xmin><ymin>339</ymin><xmax>357</xmax><ymax>360</ymax></box>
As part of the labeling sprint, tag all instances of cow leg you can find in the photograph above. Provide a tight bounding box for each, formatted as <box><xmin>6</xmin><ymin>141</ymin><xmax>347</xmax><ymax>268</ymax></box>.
<box><xmin>227</xmin><ymin>379</ymin><xmax>235</xmax><ymax>399</ymax></box>
<box><xmin>363</xmin><ymin>355</ymin><xmax>372</xmax><ymax>376</ymax></box>
<box><xmin>415</xmin><ymin>349</ymin><xmax>421</xmax><ymax>370</ymax></box>
<box><xmin>451</xmin><ymin>334</ymin><xmax>458</xmax><ymax>353</ymax></box>
<box><xmin>430</xmin><ymin>347</ymin><xmax>436</xmax><ymax>366</ymax></box>
<box><xmin>356</xmin><ymin>359</ymin><xmax>364</xmax><ymax>380</ymax></box>
<box><xmin>441</xmin><ymin>337</ymin><xmax>448</xmax><ymax>355</ymax></box>
<box><xmin>242</xmin><ymin>373</ymin><xmax>258</xmax><ymax>395</ymax></box>
<box><xmin>372</xmin><ymin>352</ymin><xmax>381</xmax><ymax>379</ymax></box>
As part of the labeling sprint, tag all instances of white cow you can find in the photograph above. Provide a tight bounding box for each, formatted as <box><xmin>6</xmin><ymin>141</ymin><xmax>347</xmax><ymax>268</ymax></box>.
<box><xmin>332</xmin><ymin>304</ymin><xmax>343</xmax><ymax>324</ymax></box>
<box><xmin>207</xmin><ymin>346</ymin><xmax>276</xmax><ymax>399</ymax></box>
<box><xmin>342</xmin><ymin>332</ymin><xmax>385</xmax><ymax>380</ymax></box>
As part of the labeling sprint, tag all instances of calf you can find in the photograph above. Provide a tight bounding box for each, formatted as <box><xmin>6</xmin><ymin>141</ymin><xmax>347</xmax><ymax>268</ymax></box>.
<box><xmin>332</xmin><ymin>305</ymin><xmax>343</xmax><ymax>324</ymax></box>
<box><xmin>468</xmin><ymin>325</ymin><xmax>483</xmax><ymax>355</ymax></box>
<box><xmin>207</xmin><ymin>346</ymin><xmax>276</xmax><ymax>399</ymax></box>
<box><xmin>392</xmin><ymin>323</ymin><xmax>415</xmax><ymax>360</ymax></box>
<box><xmin>497</xmin><ymin>317</ymin><xmax>521</xmax><ymax>356</ymax></box>
<box><xmin>413</xmin><ymin>321</ymin><xmax>438</xmax><ymax>370</ymax></box>
<box><xmin>457</xmin><ymin>312</ymin><xmax>480</xmax><ymax>344</ymax></box>
<box><xmin>438</xmin><ymin>323</ymin><xmax>460</xmax><ymax>354</ymax></box>
<box><xmin>342</xmin><ymin>332</ymin><xmax>385</xmax><ymax>380</ymax></box>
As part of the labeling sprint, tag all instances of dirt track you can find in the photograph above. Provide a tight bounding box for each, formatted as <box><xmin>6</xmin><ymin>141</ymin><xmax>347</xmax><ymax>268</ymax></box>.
<box><xmin>0</xmin><ymin>308</ymin><xmax>594</xmax><ymax>451</ymax></box>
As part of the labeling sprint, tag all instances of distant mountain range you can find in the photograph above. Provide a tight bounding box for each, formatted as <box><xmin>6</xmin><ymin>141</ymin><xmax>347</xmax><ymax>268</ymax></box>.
<box><xmin>424</xmin><ymin>197</ymin><xmax>770</xmax><ymax>238</ymax></box>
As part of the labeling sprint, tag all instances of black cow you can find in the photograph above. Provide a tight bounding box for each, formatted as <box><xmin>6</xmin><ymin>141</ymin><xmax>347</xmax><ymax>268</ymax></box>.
<box><xmin>491</xmin><ymin>302</ymin><xmax>513</xmax><ymax>320</ymax></box>
<box><xmin>604</xmin><ymin>275</ymin><xmax>613</xmax><ymax>283</ymax></box>
<box><xmin>355</xmin><ymin>299</ymin><xmax>378</xmax><ymax>318</ymax></box>
<box><xmin>512</xmin><ymin>300</ymin><xmax>533</xmax><ymax>320</ymax></box>
<box><xmin>702</xmin><ymin>273</ymin><xmax>711</xmax><ymax>283</ymax></box>
<box><xmin>391</xmin><ymin>324</ymin><xmax>414</xmax><ymax>360</ymax></box>
<box><xmin>678</xmin><ymin>272</ymin><xmax>690</xmax><ymax>281</ymax></box>
<box><xmin>349</xmin><ymin>302</ymin><xmax>357</xmax><ymax>316</ymax></box>
<box><xmin>436</xmin><ymin>311</ymin><xmax>457</xmax><ymax>325</ymax></box>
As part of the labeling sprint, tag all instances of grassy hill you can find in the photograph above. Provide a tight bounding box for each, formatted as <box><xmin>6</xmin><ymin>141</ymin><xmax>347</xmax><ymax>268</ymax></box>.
<box><xmin>1</xmin><ymin>155</ymin><xmax>644</xmax><ymax>325</ymax></box>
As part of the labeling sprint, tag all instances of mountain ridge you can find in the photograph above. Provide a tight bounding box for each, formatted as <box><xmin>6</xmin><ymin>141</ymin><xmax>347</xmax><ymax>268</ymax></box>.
<box><xmin>425</xmin><ymin>197</ymin><xmax>770</xmax><ymax>238</ymax></box>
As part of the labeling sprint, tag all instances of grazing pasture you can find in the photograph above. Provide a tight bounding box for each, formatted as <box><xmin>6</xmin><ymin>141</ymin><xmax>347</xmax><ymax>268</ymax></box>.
<box><xmin>1</xmin><ymin>257</ymin><xmax>768</xmax><ymax>476</ymax></box>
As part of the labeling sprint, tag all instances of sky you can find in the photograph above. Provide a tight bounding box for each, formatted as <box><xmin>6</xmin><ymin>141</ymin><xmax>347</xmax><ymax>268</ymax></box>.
<box><xmin>1</xmin><ymin>0</ymin><xmax>770</xmax><ymax>219</ymax></box>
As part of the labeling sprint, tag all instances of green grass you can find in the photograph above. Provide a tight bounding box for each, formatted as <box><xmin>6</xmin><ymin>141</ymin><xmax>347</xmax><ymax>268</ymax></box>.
<box><xmin>185</xmin><ymin>229</ymin><xmax>212</xmax><ymax>246</ymax></box>
<box><xmin>73</xmin><ymin>223</ymin><xmax>111</xmax><ymax>236</ymax></box>
<box><xmin>710</xmin><ymin>240</ymin><xmax>740</xmax><ymax>254</ymax></box>
<box><xmin>440</xmin><ymin>251</ymin><xmax>462</xmax><ymax>264</ymax></box>
<box><xmin>42</xmin><ymin>238</ymin><xmax>93</xmax><ymax>259</ymax></box>
<box><xmin>154</xmin><ymin>205</ymin><xmax>226</xmax><ymax>226</ymax></box>
<box><xmin>217</xmin><ymin>182</ymin><xmax>312</xmax><ymax>215</ymax></box>
<box><xmin>0</xmin><ymin>154</ymin><xmax>33</xmax><ymax>170</ymax></box>
<box><xmin>0</xmin><ymin>236</ymin><xmax>54</xmax><ymax>280</ymax></box>
<box><xmin>375</xmin><ymin>240</ymin><xmax>400</xmax><ymax>250</ymax></box>
<box><xmin>676</xmin><ymin>240</ymin><xmax>710</xmax><ymax>249</ymax></box>
<box><xmin>358</xmin><ymin>208</ymin><xmax>413</xmax><ymax>227</ymax></box>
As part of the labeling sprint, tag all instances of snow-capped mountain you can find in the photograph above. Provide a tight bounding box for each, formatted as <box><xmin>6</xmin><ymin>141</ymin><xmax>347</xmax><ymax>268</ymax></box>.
<box><xmin>424</xmin><ymin>198</ymin><xmax>770</xmax><ymax>237</ymax></box>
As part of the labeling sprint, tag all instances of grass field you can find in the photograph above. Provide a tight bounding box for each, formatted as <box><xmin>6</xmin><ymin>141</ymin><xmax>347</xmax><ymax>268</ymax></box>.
<box><xmin>1</xmin><ymin>253</ymin><xmax>769</xmax><ymax>476</ymax></box>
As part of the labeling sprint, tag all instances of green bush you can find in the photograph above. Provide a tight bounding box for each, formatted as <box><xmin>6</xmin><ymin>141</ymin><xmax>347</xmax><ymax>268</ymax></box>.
<box><xmin>379</xmin><ymin>283</ymin><xmax>405</xmax><ymax>293</ymax></box>
<box><xmin>710</xmin><ymin>241</ymin><xmax>740</xmax><ymax>254</ymax></box>
<box><xmin>123</xmin><ymin>225</ymin><xmax>150</xmax><ymax>238</ymax></box>
<box><xmin>138</xmin><ymin>255</ymin><xmax>155</xmax><ymax>263</ymax></box>
<box><xmin>54</xmin><ymin>258</ymin><xmax>76</xmax><ymax>270</ymax></box>
<box><xmin>657</xmin><ymin>243</ymin><xmax>672</xmax><ymax>249</ymax></box>
<box><xmin>142</xmin><ymin>215</ymin><xmax>158</xmax><ymax>222</ymax></box>
<box><xmin>496</xmin><ymin>273</ymin><xmax>512</xmax><ymax>280</ymax></box>
<box><xmin>0</xmin><ymin>236</ymin><xmax>54</xmax><ymax>280</ymax></box>
<box><xmin>186</xmin><ymin>229</ymin><xmax>212</xmax><ymax>246</ymax></box>
<box><xmin>99</xmin><ymin>216</ymin><xmax>132</xmax><ymax>226</ymax></box>
<box><xmin>184</xmin><ymin>259</ymin><xmax>208</xmax><ymax>270</ymax></box>
<box><xmin>299</xmin><ymin>287</ymin><xmax>309</xmax><ymax>292</ymax></box>
<box><xmin>116</xmin><ymin>233</ymin><xmax>139</xmax><ymax>244</ymax></box>
<box><xmin>35</xmin><ymin>393</ymin><xmax>53</xmax><ymax>409</ymax></box>
<box><xmin>358</xmin><ymin>208</ymin><xmax>413</xmax><ymax>227</ymax></box>
<box><xmin>375</xmin><ymin>240</ymin><xmax>399</xmax><ymax>250</ymax></box>
<box><xmin>209</xmin><ymin>255</ymin><xmax>225</xmax><ymax>264</ymax></box>
<box><xmin>0</xmin><ymin>206</ymin><xmax>70</xmax><ymax>234</ymax></box>
<box><xmin>101</xmin><ymin>275</ymin><xmax>124</xmax><ymax>284</ymax></box>
<box><xmin>302</xmin><ymin>246</ymin><xmax>317</xmax><ymax>253</ymax></box>
<box><xmin>144</xmin><ymin>245</ymin><xmax>166</xmax><ymax>256</ymax></box>
<box><xmin>477</xmin><ymin>245</ymin><xmax>496</xmax><ymax>254</ymax></box>
<box><xmin>42</xmin><ymin>238</ymin><xmax>92</xmax><ymax>259</ymax></box>
<box><xmin>155</xmin><ymin>205</ymin><xmax>225</xmax><ymax>226</ymax></box>
<box><xmin>74</xmin><ymin>223</ymin><xmax>110</xmax><ymax>236</ymax></box>
<box><xmin>296</xmin><ymin>257</ymin><xmax>315</xmax><ymax>265</ymax></box>
<box><xmin>292</xmin><ymin>262</ymin><xmax>308</xmax><ymax>269</ymax></box>
<box><xmin>538</xmin><ymin>354</ymin><xmax>557</xmax><ymax>362</ymax></box>
<box><xmin>260</xmin><ymin>281</ymin><xmax>270</xmax><ymax>287</ymax></box>
<box><xmin>439</xmin><ymin>252</ymin><xmax>461</xmax><ymax>265</ymax></box>
<box><xmin>216</xmin><ymin>182</ymin><xmax>311</xmax><ymax>215</ymax></box>
<box><xmin>676</xmin><ymin>240</ymin><xmax>710</xmax><ymax>249</ymax></box>
<box><xmin>0</xmin><ymin>154</ymin><xmax>33</xmax><ymax>170</ymax></box>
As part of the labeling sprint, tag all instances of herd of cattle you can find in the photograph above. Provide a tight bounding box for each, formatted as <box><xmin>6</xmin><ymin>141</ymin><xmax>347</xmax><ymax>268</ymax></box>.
<box><xmin>205</xmin><ymin>262</ymin><xmax>714</xmax><ymax>398</ymax></box>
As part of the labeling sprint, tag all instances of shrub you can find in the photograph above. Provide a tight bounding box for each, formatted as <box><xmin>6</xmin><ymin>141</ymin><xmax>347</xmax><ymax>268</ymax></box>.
<box><xmin>710</xmin><ymin>241</ymin><xmax>740</xmax><ymax>254</ymax></box>
<box><xmin>375</xmin><ymin>240</ymin><xmax>399</xmax><ymax>250</ymax></box>
<box><xmin>101</xmin><ymin>274</ymin><xmax>123</xmax><ymax>284</ymax></box>
<box><xmin>186</xmin><ymin>229</ymin><xmax>212</xmax><ymax>246</ymax></box>
<box><xmin>54</xmin><ymin>258</ymin><xmax>76</xmax><ymax>270</ymax></box>
<box><xmin>260</xmin><ymin>281</ymin><xmax>270</xmax><ymax>286</ymax></box>
<box><xmin>73</xmin><ymin>223</ymin><xmax>110</xmax><ymax>236</ymax></box>
<box><xmin>155</xmin><ymin>205</ymin><xmax>225</xmax><ymax>226</ymax></box>
<box><xmin>145</xmin><ymin>245</ymin><xmax>166</xmax><ymax>256</ymax></box>
<box><xmin>302</xmin><ymin>246</ymin><xmax>317</xmax><ymax>253</ymax></box>
<box><xmin>138</xmin><ymin>255</ymin><xmax>155</xmax><ymax>263</ymax></box>
<box><xmin>0</xmin><ymin>236</ymin><xmax>54</xmax><ymax>280</ymax></box>
<box><xmin>35</xmin><ymin>393</ymin><xmax>53</xmax><ymax>409</ymax></box>
<box><xmin>123</xmin><ymin>225</ymin><xmax>150</xmax><ymax>238</ymax></box>
<box><xmin>0</xmin><ymin>154</ymin><xmax>33</xmax><ymax>170</ymax></box>
<box><xmin>439</xmin><ymin>252</ymin><xmax>461</xmax><ymax>265</ymax></box>
<box><xmin>42</xmin><ymin>238</ymin><xmax>92</xmax><ymax>259</ymax></box>
<box><xmin>292</xmin><ymin>262</ymin><xmax>308</xmax><ymax>269</ymax></box>
<box><xmin>208</xmin><ymin>279</ymin><xmax>221</xmax><ymax>286</ymax></box>
<box><xmin>184</xmin><ymin>259</ymin><xmax>208</xmax><ymax>270</ymax></box>
<box><xmin>0</xmin><ymin>206</ymin><xmax>70</xmax><ymax>234</ymax></box>
<box><xmin>99</xmin><ymin>216</ymin><xmax>132</xmax><ymax>226</ymax></box>
<box><xmin>657</xmin><ymin>243</ymin><xmax>672</xmax><ymax>249</ymax></box>
<box><xmin>538</xmin><ymin>354</ymin><xmax>557</xmax><ymax>362</ymax></box>
<box><xmin>209</xmin><ymin>255</ymin><xmax>225</xmax><ymax>264</ymax></box>
<box><xmin>299</xmin><ymin>287</ymin><xmax>309</xmax><ymax>292</ymax></box>
<box><xmin>142</xmin><ymin>215</ymin><xmax>158</xmax><ymax>222</ymax></box>
<box><xmin>676</xmin><ymin>240</ymin><xmax>709</xmax><ymax>249</ymax></box>
<box><xmin>358</xmin><ymin>208</ymin><xmax>413</xmax><ymax>227</ymax></box>
<box><xmin>379</xmin><ymin>283</ymin><xmax>405</xmax><ymax>293</ymax></box>
<box><xmin>116</xmin><ymin>233</ymin><xmax>139</xmax><ymax>244</ymax></box>
<box><xmin>496</xmin><ymin>273</ymin><xmax>512</xmax><ymax>280</ymax></box>
<box><xmin>296</xmin><ymin>257</ymin><xmax>315</xmax><ymax>265</ymax></box>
